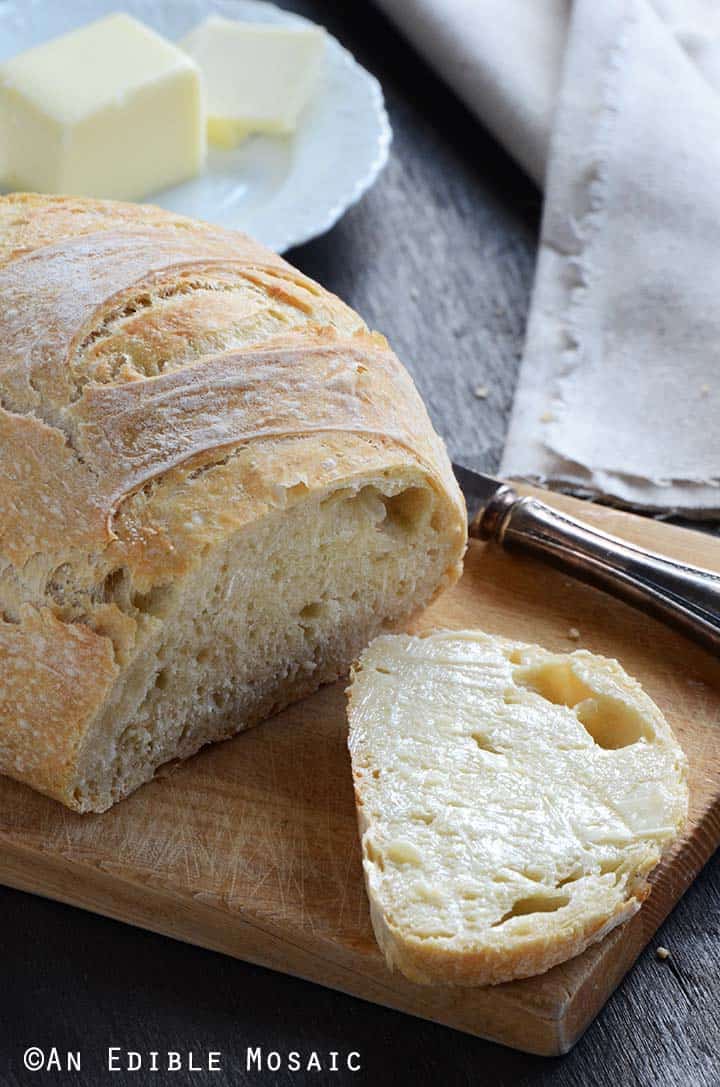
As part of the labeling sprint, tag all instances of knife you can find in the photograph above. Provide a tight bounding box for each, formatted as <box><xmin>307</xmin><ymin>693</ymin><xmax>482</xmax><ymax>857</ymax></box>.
<box><xmin>453</xmin><ymin>463</ymin><xmax>720</xmax><ymax>655</ymax></box>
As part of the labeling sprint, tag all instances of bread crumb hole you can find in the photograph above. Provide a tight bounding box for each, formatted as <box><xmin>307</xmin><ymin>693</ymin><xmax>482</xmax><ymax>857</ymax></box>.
<box><xmin>472</xmin><ymin>733</ymin><xmax>500</xmax><ymax>754</ymax></box>
<box><xmin>132</xmin><ymin>583</ymin><xmax>172</xmax><ymax>616</ymax></box>
<box><xmin>381</xmin><ymin>487</ymin><xmax>431</xmax><ymax>532</ymax></box>
<box><xmin>493</xmin><ymin>893</ymin><xmax>570</xmax><ymax>926</ymax></box>
<box><xmin>299</xmin><ymin>602</ymin><xmax>325</xmax><ymax>620</ymax></box>
<box><xmin>516</xmin><ymin>868</ymin><xmax>544</xmax><ymax>883</ymax></box>
<box><xmin>557</xmin><ymin>872</ymin><xmax>582</xmax><ymax>888</ymax></box>
<box><xmin>575</xmin><ymin>698</ymin><xmax>649</xmax><ymax>750</ymax></box>
<box><xmin>155</xmin><ymin>669</ymin><xmax>170</xmax><ymax>691</ymax></box>
<box><xmin>365</xmin><ymin>842</ymin><xmax>385</xmax><ymax>871</ymax></box>
<box><xmin>103</xmin><ymin>567</ymin><xmax>130</xmax><ymax>607</ymax></box>
<box><xmin>386</xmin><ymin>841</ymin><xmax>423</xmax><ymax>867</ymax></box>
<box><xmin>514</xmin><ymin>659</ymin><xmax>590</xmax><ymax>706</ymax></box>
<box><xmin>514</xmin><ymin>661</ymin><xmax>650</xmax><ymax>748</ymax></box>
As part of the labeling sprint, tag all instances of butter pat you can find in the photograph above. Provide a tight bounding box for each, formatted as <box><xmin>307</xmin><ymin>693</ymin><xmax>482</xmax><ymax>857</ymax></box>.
<box><xmin>181</xmin><ymin>16</ymin><xmax>325</xmax><ymax>149</ymax></box>
<box><xmin>0</xmin><ymin>13</ymin><xmax>206</xmax><ymax>200</ymax></box>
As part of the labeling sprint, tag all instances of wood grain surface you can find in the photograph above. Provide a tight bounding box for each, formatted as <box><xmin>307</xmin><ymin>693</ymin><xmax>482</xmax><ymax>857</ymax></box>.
<box><xmin>1</xmin><ymin>493</ymin><xmax>719</xmax><ymax>1060</ymax></box>
<box><xmin>2</xmin><ymin>2</ymin><xmax>718</xmax><ymax>1086</ymax></box>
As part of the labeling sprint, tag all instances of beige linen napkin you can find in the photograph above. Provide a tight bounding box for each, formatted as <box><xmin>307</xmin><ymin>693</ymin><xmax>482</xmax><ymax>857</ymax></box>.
<box><xmin>377</xmin><ymin>0</ymin><xmax>720</xmax><ymax>514</ymax></box>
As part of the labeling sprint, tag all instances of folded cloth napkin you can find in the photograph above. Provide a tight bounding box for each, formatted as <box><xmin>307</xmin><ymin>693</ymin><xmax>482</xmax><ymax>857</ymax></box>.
<box><xmin>377</xmin><ymin>0</ymin><xmax>720</xmax><ymax>515</ymax></box>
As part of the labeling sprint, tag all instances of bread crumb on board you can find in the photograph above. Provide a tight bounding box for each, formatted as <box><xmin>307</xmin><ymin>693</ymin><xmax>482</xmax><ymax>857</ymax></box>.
<box><xmin>656</xmin><ymin>946</ymin><xmax>671</xmax><ymax>961</ymax></box>
<box><xmin>567</xmin><ymin>627</ymin><xmax>581</xmax><ymax>641</ymax></box>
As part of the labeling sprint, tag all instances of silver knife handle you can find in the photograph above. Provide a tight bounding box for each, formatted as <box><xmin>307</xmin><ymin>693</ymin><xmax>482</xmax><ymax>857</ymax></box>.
<box><xmin>471</xmin><ymin>487</ymin><xmax>720</xmax><ymax>654</ymax></box>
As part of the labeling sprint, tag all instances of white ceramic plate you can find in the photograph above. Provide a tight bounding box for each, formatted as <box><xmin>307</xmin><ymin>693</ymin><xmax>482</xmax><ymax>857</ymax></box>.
<box><xmin>0</xmin><ymin>0</ymin><xmax>391</xmax><ymax>251</ymax></box>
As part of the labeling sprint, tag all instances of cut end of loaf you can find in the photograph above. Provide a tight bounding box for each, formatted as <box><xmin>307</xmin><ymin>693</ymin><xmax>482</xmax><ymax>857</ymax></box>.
<box><xmin>0</xmin><ymin>193</ymin><xmax>467</xmax><ymax>812</ymax></box>
<box><xmin>347</xmin><ymin>631</ymin><xmax>689</xmax><ymax>987</ymax></box>
<box><xmin>70</xmin><ymin>473</ymin><xmax>464</xmax><ymax>812</ymax></box>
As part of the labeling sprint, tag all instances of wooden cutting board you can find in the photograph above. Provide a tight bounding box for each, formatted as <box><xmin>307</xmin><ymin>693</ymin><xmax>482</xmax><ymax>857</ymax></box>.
<box><xmin>1</xmin><ymin>490</ymin><xmax>719</xmax><ymax>1056</ymax></box>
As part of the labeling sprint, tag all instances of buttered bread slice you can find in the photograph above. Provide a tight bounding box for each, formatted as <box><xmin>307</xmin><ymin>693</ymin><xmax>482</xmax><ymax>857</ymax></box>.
<box><xmin>347</xmin><ymin>631</ymin><xmax>688</xmax><ymax>987</ymax></box>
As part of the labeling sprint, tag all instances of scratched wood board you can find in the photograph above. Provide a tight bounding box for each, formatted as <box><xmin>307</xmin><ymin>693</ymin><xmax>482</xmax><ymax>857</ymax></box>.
<box><xmin>0</xmin><ymin>490</ymin><xmax>718</xmax><ymax>1056</ymax></box>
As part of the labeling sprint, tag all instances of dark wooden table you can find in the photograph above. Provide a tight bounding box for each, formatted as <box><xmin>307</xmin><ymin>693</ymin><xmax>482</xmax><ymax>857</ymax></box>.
<box><xmin>3</xmin><ymin>3</ymin><xmax>719</xmax><ymax>1085</ymax></box>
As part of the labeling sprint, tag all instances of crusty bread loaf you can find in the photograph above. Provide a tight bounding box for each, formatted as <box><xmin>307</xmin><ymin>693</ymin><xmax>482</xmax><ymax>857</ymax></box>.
<box><xmin>347</xmin><ymin>630</ymin><xmax>688</xmax><ymax>987</ymax></box>
<box><xmin>0</xmin><ymin>193</ymin><xmax>466</xmax><ymax>813</ymax></box>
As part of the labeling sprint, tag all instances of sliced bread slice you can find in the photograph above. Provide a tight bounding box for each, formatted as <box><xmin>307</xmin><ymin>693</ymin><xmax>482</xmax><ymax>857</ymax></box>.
<box><xmin>347</xmin><ymin>630</ymin><xmax>688</xmax><ymax>987</ymax></box>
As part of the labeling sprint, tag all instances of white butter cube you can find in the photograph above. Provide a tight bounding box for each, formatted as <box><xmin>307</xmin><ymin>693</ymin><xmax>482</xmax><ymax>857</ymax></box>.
<box><xmin>0</xmin><ymin>13</ymin><xmax>206</xmax><ymax>201</ymax></box>
<box><xmin>181</xmin><ymin>16</ymin><xmax>325</xmax><ymax>149</ymax></box>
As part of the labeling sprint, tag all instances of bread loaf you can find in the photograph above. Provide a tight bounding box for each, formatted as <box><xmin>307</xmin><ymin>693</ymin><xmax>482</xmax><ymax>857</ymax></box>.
<box><xmin>347</xmin><ymin>630</ymin><xmax>688</xmax><ymax>986</ymax></box>
<box><xmin>0</xmin><ymin>194</ymin><xmax>466</xmax><ymax>812</ymax></box>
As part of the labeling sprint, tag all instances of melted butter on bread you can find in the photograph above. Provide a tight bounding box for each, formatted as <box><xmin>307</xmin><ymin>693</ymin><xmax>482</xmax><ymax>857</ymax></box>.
<box><xmin>347</xmin><ymin>630</ymin><xmax>688</xmax><ymax>986</ymax></box>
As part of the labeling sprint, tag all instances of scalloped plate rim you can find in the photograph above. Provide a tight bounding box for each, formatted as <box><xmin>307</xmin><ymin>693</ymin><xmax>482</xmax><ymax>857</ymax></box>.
<box><xmin>0</xmin><ymin>0</ymin><xmax>392</xmax><ymax>252</ymax></box>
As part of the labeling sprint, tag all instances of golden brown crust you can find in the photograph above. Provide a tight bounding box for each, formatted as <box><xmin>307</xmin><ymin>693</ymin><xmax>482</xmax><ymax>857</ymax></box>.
<box><xmin>365</xmin><ymin>874</ymin><xmax>644</xmax><ymax>987</ymax></box>
<box><xmin>0</xmin><ymin>193</ymin><xmax>282</xmax><ymax>266</ymax></box>
<box><xmin>0</xmin><ymin>607</ymin><xmax>119</xmax><ymax>806</ymax></box>
<box><xmin>0</xmin><ymin>194</ymin><xmax>466</xmax><ymax>808</ymax></box>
